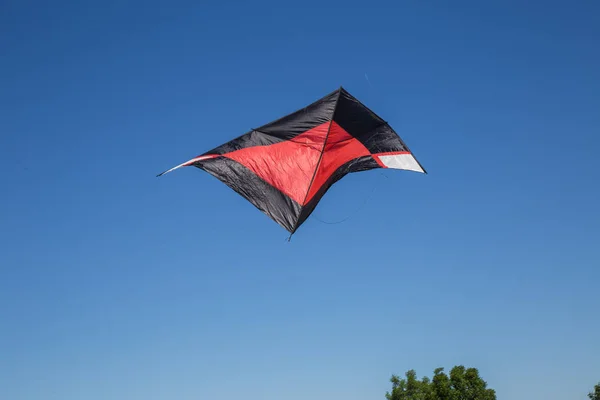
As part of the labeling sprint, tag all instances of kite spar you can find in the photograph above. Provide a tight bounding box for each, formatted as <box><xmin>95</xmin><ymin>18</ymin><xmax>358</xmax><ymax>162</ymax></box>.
<box><xmin>158</xmin><ymin>87</ymin><xmax>426</xmax><ymax>235</ymax></box>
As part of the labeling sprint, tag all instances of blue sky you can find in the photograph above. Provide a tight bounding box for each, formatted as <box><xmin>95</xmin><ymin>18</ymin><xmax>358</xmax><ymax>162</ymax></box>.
<box><xmin>1</xmin><ymin>0</ymin><xmax>599</xmax><ymax>399</ymax></box>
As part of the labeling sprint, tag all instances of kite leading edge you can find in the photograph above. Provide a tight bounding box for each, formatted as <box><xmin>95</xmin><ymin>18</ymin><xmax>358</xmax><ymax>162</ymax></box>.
<box><xmin>158</xmin><ymin>86</ymin><xmax>426</xmax><ymax>235</ymax></box>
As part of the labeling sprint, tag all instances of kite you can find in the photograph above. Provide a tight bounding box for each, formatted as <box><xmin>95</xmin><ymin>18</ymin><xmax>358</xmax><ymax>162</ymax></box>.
<box><xmin>158</xmin><ymin>86</ymin><xmax>426</xmax><ymax>235</ymax></box>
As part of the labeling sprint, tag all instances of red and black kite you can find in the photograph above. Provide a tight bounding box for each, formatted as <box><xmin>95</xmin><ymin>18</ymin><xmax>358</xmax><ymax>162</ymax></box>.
<box><xmin>158</xmin><ymin>87</ymin><xmax>426</xmax><ymax>234</ymax></box>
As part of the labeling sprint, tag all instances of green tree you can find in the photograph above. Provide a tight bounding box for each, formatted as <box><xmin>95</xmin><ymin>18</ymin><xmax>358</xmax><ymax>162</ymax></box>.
<box><xmin>431</xmin><ymin>368</ymin><xmax>451</xmax><ymax>400</ymax></box>
<box><xmin>589</xmin><ymin>382</ymin><xmax>600</xmax><ymax>400</ymax></box>
<box><xmin>386</xmin><ymin>365</ymin><xmax>496</xmax><ymax>400</ymax></box>
<box><xmin>386</xmin><ymin>369</ymin><xmax>433</xmax><ymax>400</ymax></box>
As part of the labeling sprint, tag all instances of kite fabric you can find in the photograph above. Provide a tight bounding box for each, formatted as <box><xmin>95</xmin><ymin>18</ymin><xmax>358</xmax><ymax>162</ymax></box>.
<box><xmin>158</xmin><ymin>87</ymin><xmax>426</xmax><ymax>234</ymax></box>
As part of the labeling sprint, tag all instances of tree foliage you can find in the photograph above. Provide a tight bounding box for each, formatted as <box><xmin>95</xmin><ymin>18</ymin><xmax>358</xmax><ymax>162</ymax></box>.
<box><xmin>385</xmin><ymin>365</ymin><xmax>496</xmax><ymax>400</ymax></box>
<box><xmin>589</xmin><ymin>382</ymin><xmax>600</xmax><ymax>400</ymax></box>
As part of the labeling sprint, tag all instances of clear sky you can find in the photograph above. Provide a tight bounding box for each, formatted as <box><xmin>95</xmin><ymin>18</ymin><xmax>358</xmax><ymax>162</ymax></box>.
<box><xmin>1</xmin><ymin>1</ymin><xmax>599</xmax><ymax>399</ymax></box>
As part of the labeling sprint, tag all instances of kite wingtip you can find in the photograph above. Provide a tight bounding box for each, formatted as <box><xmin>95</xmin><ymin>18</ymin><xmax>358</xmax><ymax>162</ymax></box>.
<box><xmin>157</xmin><ymin>154</ymin><xmax>218</xmax><ymax>178</ymax></box>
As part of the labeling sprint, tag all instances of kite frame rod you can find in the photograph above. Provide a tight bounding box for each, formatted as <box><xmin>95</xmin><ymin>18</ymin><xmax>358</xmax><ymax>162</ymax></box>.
<box><xmin>288</xmin><ymin>86</ymin><xmax>344</xmax><ymax>237</ymax></box>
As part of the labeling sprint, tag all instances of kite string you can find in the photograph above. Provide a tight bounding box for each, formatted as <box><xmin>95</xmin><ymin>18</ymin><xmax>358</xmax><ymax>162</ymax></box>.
<box><xmin>312</xmin><ymin>171</ymin><xmax>389</xmax><ymax>225</ymax></box>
